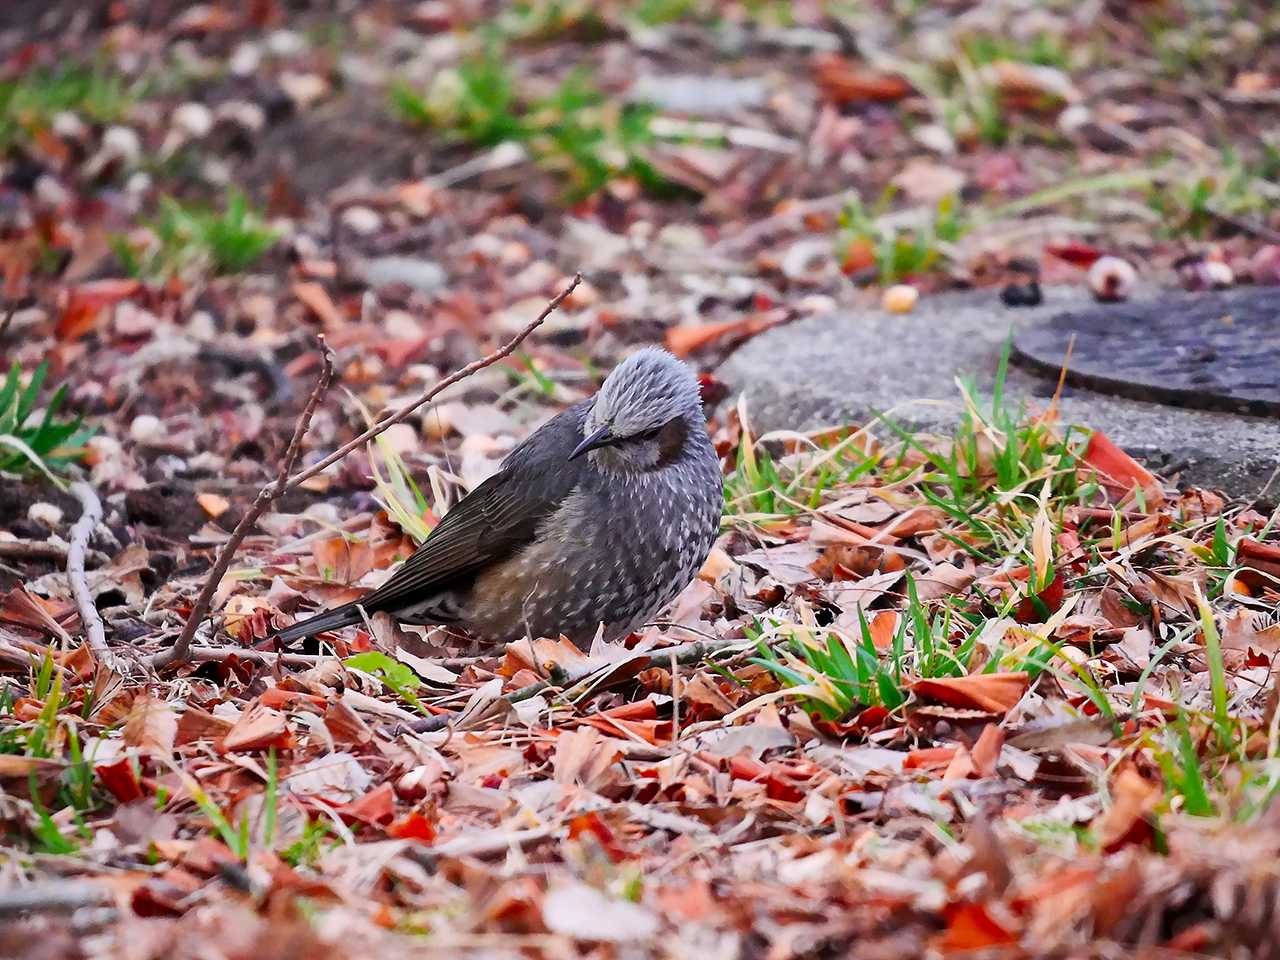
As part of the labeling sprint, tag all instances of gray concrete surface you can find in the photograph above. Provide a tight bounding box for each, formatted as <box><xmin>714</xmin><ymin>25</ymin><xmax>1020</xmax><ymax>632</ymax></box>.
<box><xmin>718</xmin><ymin>286</ymin><xmax>1280</xmax><ymax>499</ymax></box>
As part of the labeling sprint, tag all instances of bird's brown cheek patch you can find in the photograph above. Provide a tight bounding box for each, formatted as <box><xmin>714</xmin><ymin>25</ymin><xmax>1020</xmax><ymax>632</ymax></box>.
<box><xmin>656</xmin><ymin>417</ymin><xmax>689</xmax><ymax>468</ymax></box>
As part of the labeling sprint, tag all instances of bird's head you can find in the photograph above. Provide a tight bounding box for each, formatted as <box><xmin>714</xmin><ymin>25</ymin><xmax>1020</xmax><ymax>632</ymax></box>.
<box><xmin>572</xmin><ymin>347</ymin><xmax>704</xmax><ymax>470</ymax></box>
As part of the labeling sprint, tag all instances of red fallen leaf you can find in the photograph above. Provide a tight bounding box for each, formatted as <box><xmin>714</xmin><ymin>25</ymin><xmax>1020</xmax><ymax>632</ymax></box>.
<box><xmin>568</xmin><ymin>811</ymin><xmax>629</xmax><ymax>862</ymax></box>
<box><xmin>337</xmin><ymin>782</ymin><xmax>395</xmax><ymax>826</ymax></box>
<box><xmin>939</xmin><ymin>902</ymin><xmax>1019</xmax><ymax>951</ymax></box>
<box><xmin>1081</xmin><ymin>431</ymin><xmax>1161</xmax><ymax>504</ymax></box>
<box><xmin>904</xmin><ymin>747</ymin><xmax>958</xmax><ymax>770</ymax></box>
<box><xmin>131</xmin><ymin>872</ymin><xmax>201</xmax><ymax>917</ymax></box>
<box><xmin>58</xmin><ymin>279</ymin><xmax>141</xmax><ymax>341</ymax></box>
<box><xmin>912</xmin><ymin>673</ymin><xmax>1030</xmax><ymax>714</ymax></box>
<box><xmin>814</xmin><ymin>54</ymin><xmax>913</xmax><ymax>104</ymax></box>
<box><xmin>96</xmin><ymin>757</ymin><xmax>144</xmax><ymax>803</ymax></box>
<box><xmin>1045</xmin><ymin>241</ymin><xmax>1103</xmax><ymax>268</ymax></box>
<box><xmin>1016</xmin><ymin>571</ymin><xmax>1065</xmax><ymax>623</ymax></box>
<box><xmin>387</xmin><ymin>811</ymin><xmax>437</xmax><ymax>844</ymax></box>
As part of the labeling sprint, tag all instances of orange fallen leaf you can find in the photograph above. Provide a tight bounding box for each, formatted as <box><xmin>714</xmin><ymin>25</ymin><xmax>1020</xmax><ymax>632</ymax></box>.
<box><xmin>1082</xmin><ymin>431</ymin><xmax>1162</xmax><ymax>505</ymax></box>
<box><xmin>814</xmin><ymin>55</ymin><xmax>913</xmax><ymax>104</ymax></box>
<box><xmin>903</xmin><ymin>746</ymin><xmax>957</xmax><ymax>770</ymax></box>
<box><xmin>387</xmin><ymin>811</ymin><xmax>437</xmax><ymax>844</ymax></box>
<box><xmin>293</xmin><ymin>280</ymin><xmax>345</xmax><ymax>329</ymax></box>
<box><xmin>665</xmin><ymin>316</ymin><xmax>770</xmax><ymax>357</ymax></box>
<box><xmin>939</xmin><ymin>902</ymin><xmax>1019</xmax><ymax>952</ymax></box>
<box><xmin>911</xmin><ymin>673</ymin><xmax>1029</xmax><ymax>714</ymax></box>
<box><xmin>1091</xmin><ymin>764</ymin><xmax>1159</xmax><ymax>852</ymax></box>
<box><xmin>219</xmin><ymin>702</ymin><xmax>291</xmax><ymax>754</ymax></box>
<box><xmin>58</xmin><ymin>279</ymin><xmax>141</xmax><ymax>341</ymax></box>
<box><xmin>196</xmin><ymin>492</ymin><xmax>231</xmax><ymax>519</ymax></box>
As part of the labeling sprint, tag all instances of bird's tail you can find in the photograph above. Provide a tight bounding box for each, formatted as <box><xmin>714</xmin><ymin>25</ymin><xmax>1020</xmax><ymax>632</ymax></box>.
<box><xmin>272</xmin><ymin>602</ymin><xmax>364</xmax><ymax>645</ymax></box>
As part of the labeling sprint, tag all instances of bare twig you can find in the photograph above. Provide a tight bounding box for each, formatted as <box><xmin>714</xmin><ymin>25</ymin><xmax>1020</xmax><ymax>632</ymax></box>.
<box><xmin>152</xmin><ymin>339</ymin><xmax>335</xmax><ymax>671</ymax></box>
<box><xmin>0</xmin><ymin>540</ymin><xmax>97</xmax><ymax>564</ymax></box>
<box><xmin>66</xmin><ymin>481</ymin><xmax>110</xmax><ymax>667</ymax></box>
<box><xmin>0</xmin><ymin>881</ymin><xmax>113</xmax><ymax>917</ymax></box>
<box><xmin>286</xmin><ymin>273</ymin><xmax>581</xmax><ymax>491</ymax></box>
<box><xmin>403</xmin><ymin>636</ymin><xmax>746</xmax><ymax>734</ymax></box>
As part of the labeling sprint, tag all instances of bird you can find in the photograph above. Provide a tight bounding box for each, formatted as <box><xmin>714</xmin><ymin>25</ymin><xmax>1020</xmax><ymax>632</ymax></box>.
<box><xmin>273</xmin><ymin>347</ymin><xmax>724</xmax><ymax>650</ymax></box>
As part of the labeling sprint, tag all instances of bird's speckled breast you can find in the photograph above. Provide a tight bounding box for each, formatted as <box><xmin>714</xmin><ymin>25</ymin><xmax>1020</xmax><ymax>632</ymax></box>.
<box><xmin>464</xmin><ymin>429</ymin><xmax>722</xmax><ymax>646</ymax></box>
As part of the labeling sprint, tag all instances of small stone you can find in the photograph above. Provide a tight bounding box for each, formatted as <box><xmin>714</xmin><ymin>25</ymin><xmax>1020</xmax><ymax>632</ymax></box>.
<box><xmin>113</xmin><ymin>301</ymin><xmax>158</xmax><ymax>339</ymax></box>
<box><xmin>563</xmin><ymin>279</ymin><xmax>599</xmax><ymax>310</ymax></box>
<box><xmin>102</xmin><ymin>126</ymin><xmax>141</xmax><ymax>163</ymax></box>
<box><xmin>172</xmin><ymin>101</ymin><xmax>214</xmax><ymax>138</ymax></box>
<box><xmin>216</xmin><ymin>100</ymin><xmax>266</xmax><ymax>132</ymax></box>
<box><xmin>1249</xmin><ymin>245</ymin><xmax>1280</xmax><ymax>285</ymax></box>
<box><xmin>125</xmin><ymin>171</ymin><xmax>152</xmax><ymax>196</ymax></box>
<box><xmin>34</xmin><ymin>175</ymin><xmax>71</xmax><ymax>207</ymax></box>
<box><xmin>421</xmin><ymin>401</ymin><xmax>462</xmax><ymax>440</ymax></box>
<box><xmin>267</xmin><ymin>30</ymin><xmax>307</xmax><ymax>57</ymax></box>
<box><xmin>881</xmin><ymin>284</ymin><xmax>919</xmax><ymax>314</ymax></box>
<box><xmin>383</xmin><ymin>309</ymin><xmax>424</xmax><ymax>340</ymax></box>
<box><xmin>511</xmin><ymin>260</ymin><xmax>560</xmax><ymax>296</ymax></box>
<box><xmin>228</xmin><ymin>41</ymin><xmax>262</xmax><ymax>77</ymax></box>
<box><xmin>27</xmin><ymin>502</ymin><xmax>63</xmax><ymax>528</ymax></box>
<box><xmin>381</xmin><ymin>423</ymin><xmax>419</xmax><ymax>457</ymax></box>
<box><xmin>1088</xmin><ymin>256</ymin><xmax>1137</xmax><ymax>302</ymax></box>
<box><xmin>358</xmin><ymin>256</ymin><xmax>447</xmax><ymax>293</ymax></box>
<box><xmin>86</xmin><ymin>435</ymin><xmax>126</xmax><ymax>487</ymax></box>
<box><xmin>500</xmin><ymin>241</ymin><xmax>531</xmax><ymax>268</ymax></box>
<box><xmin>656</xmin><ymin>223</ymin><xmax>706</xmax><ymax>251</ymax></box>
<box><xmin>912</xmin><ymin>123</ymin><xmax>956</xmax><ymax>155</ymax></box>
<box><xmin>129</xmin><ymin>414</ymin><xmax>165</xmax><ymax>445</ymax></box>
<box><xmin>340</xmin><ymin>205</ymin><xmax>382</xmax><ymax>235</ymax></box>
<box><xmin>51</xmin><ymin>111</ymin><xmax>87</xmax><ymax>140</ymax></box>
<box><xmin>279</xmin><ymin>72</ymin><xmax>330</xmax><ymax>109</ymax></box>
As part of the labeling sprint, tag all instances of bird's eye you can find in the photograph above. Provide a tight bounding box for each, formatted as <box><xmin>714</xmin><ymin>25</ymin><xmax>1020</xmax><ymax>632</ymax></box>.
<box><xmin>630</xmin><ymin>425</ymin><xmax>663</xmax><ymax>442</ymax></box>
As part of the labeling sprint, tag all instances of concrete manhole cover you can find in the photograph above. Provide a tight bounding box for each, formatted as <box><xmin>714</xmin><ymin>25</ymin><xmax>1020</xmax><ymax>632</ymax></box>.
<box><xmin>1012</xmin><ymin>288</ymin><xmax>1279</xmax><ymax>416</ymax></box>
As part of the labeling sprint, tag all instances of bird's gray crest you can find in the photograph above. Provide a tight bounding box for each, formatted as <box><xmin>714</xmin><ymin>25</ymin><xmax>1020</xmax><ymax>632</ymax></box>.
<box><xmin>585</xmin><ymin>347</ymin><xmax>702</xmax><ymax>438</ymax></box>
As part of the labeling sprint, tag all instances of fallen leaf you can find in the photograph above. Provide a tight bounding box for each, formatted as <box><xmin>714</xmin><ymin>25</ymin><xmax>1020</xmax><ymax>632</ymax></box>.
<box><xmin>911</xmin><ymin>673</ymin><xmax>1029</xmax><ymax>714</ymax></box>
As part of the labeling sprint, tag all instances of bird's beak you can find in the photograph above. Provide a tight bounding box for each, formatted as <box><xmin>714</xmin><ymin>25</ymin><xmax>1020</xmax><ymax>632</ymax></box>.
<box><xmin>569</xmin><ymin>425</ymin><xmax>614</xmax><ymax>461</ymax></box>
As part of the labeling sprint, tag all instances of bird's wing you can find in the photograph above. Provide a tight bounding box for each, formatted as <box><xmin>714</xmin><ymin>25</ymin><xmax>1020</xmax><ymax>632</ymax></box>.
<box><xmin>358</xmin><ymin>402</ymin><xmax>589</xmax><ymax>613</ymax></box>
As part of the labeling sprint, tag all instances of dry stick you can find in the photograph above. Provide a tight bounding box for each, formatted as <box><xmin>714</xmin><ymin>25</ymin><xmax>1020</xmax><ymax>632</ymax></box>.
<box><xmin>66</xmin><ymin>481</ymin><xmax>110</xmax><ymax>667</ymax></box>
<box><xmin>285</xmin><ymin>273</ymin><xmax>581</xmax><ymax>492</ymax></box>
<box><xmin>152</xmin><ymin>340</ymin><xmax>335</xmax><ymax>671</ymax></box>
<box><xmin>402</xmin><ymin>636</ymin><xmax>746</xmax><ymax>735</ymax></box>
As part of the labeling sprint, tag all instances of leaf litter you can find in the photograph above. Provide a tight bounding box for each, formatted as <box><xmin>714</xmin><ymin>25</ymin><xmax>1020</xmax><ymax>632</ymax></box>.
<box><xmin>3</xmin><ymin>2</ymin><xmax>1280</xmax><ymax>957</ymax></box>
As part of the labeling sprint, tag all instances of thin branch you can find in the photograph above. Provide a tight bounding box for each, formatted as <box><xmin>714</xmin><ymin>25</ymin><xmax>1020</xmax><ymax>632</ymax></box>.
<box><xmin>152</xmin><ymin>339</ymin><xmax>335</xmax><ymax>671</ymax></box>
<box><xmin>403</xmin><ymin>636</ymin><xmax>747</xmax><ymax>734</ymax></box>
<box><xmin>285</xmin><ymin>273</ymin><xmax>581</xmax><ymax>491</ymax></box>
<box><xmin>0</xmin><ymin>881</ymin><xmax>113</xmax><ymax>917</ymax></box>
<box><xmin>67</xmin><ymin>481</ymin><xmax>110</xmax><ymax>667</ymax></box>
<box><xmin>0</xmin><ymin>539</ymin><xmax>105</xmax><ymax>564</ymax></box>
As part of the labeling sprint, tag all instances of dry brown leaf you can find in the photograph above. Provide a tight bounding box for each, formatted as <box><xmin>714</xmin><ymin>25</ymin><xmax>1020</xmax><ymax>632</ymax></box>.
<box><xmin>911</xmin><ymin>672</ymin><xmax>1029</xmax><ymax>714</ymax></box>
<box><xmin>123</xmin><ymin>692</ymin><xmax>178</xmax><ymax>759</ymax></box>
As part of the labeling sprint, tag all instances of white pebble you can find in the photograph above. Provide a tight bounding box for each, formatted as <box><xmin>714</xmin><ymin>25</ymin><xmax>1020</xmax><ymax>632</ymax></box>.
<box><xmin>1088</xmin><ymin>256</ymin><xmax>1137</xmax><ymax>302</ymax></box>
<box><xmin>172</xmin><ymin>102</ymin><xmax>214</xmax><ymax>139</ymax></box>
<box><xmin>27</xmin><ymin>502</ymin><xmax>63</xmax><ymax>528</ymax></box>
<box><xmin>102</xmin><ymin>126</ymin><xmax>141</xmax><ymax>163</ymax></box>
<box><xmin>51</xmin><ymin>111</ymin><xmax>87</xmax><ymax>140</ymax></box>
<box><xmin>129</xmin><ymin>414</ymin><xmax>165</xmax><ymax>445</ymax></box>
<box><xmin>228</xmin><ymin>42</ymin><xmax>262</xmax><ymax>77</ymax></box>
<box><xmin>340</xmin><ymin>205</ymin><xmax>382</xmax><ymax>235</ymax></box>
